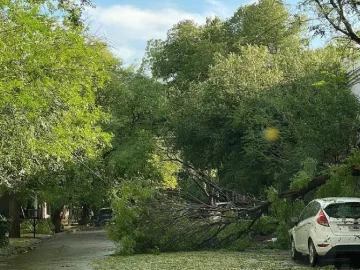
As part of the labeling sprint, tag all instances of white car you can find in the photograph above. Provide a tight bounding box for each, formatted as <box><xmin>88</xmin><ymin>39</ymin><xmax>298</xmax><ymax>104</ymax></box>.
<box><xmin>289</xmin><ymin>197</ymin><xmax>360</xmax><ymax>266</ymax></box>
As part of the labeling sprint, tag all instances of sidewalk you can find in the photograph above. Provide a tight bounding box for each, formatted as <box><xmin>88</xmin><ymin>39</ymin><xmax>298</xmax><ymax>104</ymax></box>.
<box><xmin>0</xmin><ymin>225</ymin><xmax>97</xmax><ymax>257</ymax></box>
<box><xmin>0</xmin><ymin>233</ymin><xmax>63</xmax><ymax>256</ymax></box>
<box><xmin>0</xmin><ymin>229</ymin><xmax>115</xmax><ymax>270</ymax></box>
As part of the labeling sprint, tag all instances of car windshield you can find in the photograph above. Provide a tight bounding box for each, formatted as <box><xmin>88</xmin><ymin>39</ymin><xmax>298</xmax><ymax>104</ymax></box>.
<box><xmin>99</xmin><ymin>209</ymin><xmax>112</xmax><ymax>215</ymax></box>
<box><xmin>324</xmin><ymin>202</ymin><xmax>360</xmax><ymax>218</ymax></box>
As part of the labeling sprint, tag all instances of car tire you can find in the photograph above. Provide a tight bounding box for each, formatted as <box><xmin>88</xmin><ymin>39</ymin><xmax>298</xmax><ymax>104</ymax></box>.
<box><xmin>308</xmin><ymin>240</ymin><xmax>319</xmax><ymax>267</ymax></box>
<box><xmin>291</xmin><ymin>238</ymin><xmax>301</xmax><ymax>261</ymax></box>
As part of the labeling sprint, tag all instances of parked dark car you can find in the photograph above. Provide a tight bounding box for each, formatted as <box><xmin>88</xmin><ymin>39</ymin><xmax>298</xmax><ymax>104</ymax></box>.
<box><xmin>94</xmin><ymin>208</ymin><xmax>113</xmax><ymax>227</ymax></box>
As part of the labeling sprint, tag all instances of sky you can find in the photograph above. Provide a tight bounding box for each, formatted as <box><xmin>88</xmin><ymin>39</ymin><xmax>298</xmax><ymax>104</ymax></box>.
<box><xmin>84</xmin><ymin>0</ymin><xmax>300</xmax><ymax>66</ymax></box>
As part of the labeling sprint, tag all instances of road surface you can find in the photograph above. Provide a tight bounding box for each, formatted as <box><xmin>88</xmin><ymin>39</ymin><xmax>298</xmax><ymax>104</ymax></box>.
<box><xmin>0</xmin><ymin>229</ymin><xmax>116</xmax><ymax>270</ymax></box>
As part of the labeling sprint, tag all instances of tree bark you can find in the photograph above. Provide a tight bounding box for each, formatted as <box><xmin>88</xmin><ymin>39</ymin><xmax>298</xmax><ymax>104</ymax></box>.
<box><xmin>40</xmin><ymin>202</ymin><xmax>47</xmax><ymax>219</ymax></box>
<box><xmin>79</xmin><ymin>204</ymin><xmax>90</xmax><ymax>225</ymax></box>
<box><xmin>9</xmin><ymin>194</ymin><xmax>20</xmax><ymax>238</ymax></box>
<box><xmin>279</xmin><ymin>175</ymin><xmax>330</xmax><ymax>201</ymax></box>
<box><xmin>51</xmin><ymin>206</ymin><xmax>64</xmax><ymax>233</ymax></box>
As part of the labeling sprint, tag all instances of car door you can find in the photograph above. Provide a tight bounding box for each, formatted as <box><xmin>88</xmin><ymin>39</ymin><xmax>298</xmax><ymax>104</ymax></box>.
<box><xmin>294</xmin><ymin>201</ymin><xmax>320</xmax><ymax>253</ymax></box>
<box><xmin>294</xmin><ymin>204</ymin><xmax>311</xmax><ymax>253</ymax></box>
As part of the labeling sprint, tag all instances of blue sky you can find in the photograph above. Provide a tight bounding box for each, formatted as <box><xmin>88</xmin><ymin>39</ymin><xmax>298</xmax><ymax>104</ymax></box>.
<box><xmin>85</xmin><ymin>0</ymin><xmax>302</xmax><ymax>65</ymax></box>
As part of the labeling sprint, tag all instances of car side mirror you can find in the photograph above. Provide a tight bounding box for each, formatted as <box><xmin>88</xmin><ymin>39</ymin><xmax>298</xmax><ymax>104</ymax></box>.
<box><xmin>291</xmin><ymin>217</ymin><xmax>299</xmax><ymax>225</ymax></box>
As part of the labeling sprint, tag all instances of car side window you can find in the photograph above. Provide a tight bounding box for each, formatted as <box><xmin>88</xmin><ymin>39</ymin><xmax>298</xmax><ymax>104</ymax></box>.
<box><xmin>299</xmin><ymin>204</ymin><xmax>311</xmax><ymax>222</ymax></box>
<box><xmin>299</xmin><ymin>201</ymin><xmax>320</xmax><ymax>222</ymax></box>
<box><xmin>310</xmin><ymin>202</ymin><xmax>321</xmax><ymax>217</ymax></box>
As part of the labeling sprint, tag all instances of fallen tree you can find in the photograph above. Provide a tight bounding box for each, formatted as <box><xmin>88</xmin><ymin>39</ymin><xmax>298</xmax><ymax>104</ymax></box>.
<box><xmin>119</xmin><ymin>158</ymin><xmax>360</xmax><ymax>253</ymax></box>
<box><xmin>107</xmin><ymin>171</ymin><xmax>336</xmax><ymax>253</ymax></box>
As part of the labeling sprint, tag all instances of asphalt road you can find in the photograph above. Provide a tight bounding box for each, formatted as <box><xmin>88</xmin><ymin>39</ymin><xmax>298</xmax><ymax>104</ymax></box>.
<box><xmin>0</xmin><ymin>229</ymin><xmax>116</xmax><ymax>270</ymax></box>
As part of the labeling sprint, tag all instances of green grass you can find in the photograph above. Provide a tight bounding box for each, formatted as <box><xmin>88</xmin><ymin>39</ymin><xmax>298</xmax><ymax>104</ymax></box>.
<box><xmin>9</xmin><ymin>234</ymin><xmax>52</xmax><ymax>247</ymax></box>
<box><xmin>9</xmin><ymin>238</ymin><xmax>35</xmax><ymax>247</ymax></box>
<box><xmin>94</xmin><ymin>250</ymin><xmax>336</xmax><ymax>270</ymax></box>
<box><xmin>0</xmin><ymin>237</ymin><xmax>40</xmax><ymax>256</ymax></box>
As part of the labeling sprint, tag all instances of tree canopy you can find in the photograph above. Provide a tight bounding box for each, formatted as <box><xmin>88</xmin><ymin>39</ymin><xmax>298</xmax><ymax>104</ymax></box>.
<box><xmin>0</xmin><ymin>0</ymin><xmax>113</xmax><ymax>191</ymax></box>
<box><xmin>146</xmin><ymin>0</ymin><xmax>360</xmax><ymax>197</ymax></box>
<box><xmin>3</xmin><ymin>0</ymin><xmax>360</xmax><ymax>252</ymax></box>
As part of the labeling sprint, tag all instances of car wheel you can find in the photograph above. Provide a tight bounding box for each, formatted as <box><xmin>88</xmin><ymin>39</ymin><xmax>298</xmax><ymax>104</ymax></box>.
<box><xmin>291</xmin><ymin>238</ymin><xmax>301</xmax><ymax>261</ymax></box>
<box><xmin>308</xmin><ymin>240</ymin><xmax>318</xmax><ymax>267</ymax></box>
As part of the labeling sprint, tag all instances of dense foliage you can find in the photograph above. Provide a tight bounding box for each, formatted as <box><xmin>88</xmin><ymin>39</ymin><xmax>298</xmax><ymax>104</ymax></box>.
<box><xmin>21</xmin><ymin>218</ymin><xmax>55</xmax><ymax>235</ymax></box>
<box><xmin>108</xmin><ymin>180</ymin><xmax>256</xmax><ymax>254</ymax></box>
<box><xmin>3</xmin><ymin>0</ymin><xmax>360</xmax><ymax>253</ymax></box>
<box><xmin>0</xmin><ymin>0</ymin><xmax>116</xmax><ymax>237</ymax></box>
<box><xmin>0</xmin><ymin>0</ymin><xmax>113</xmax><ymax>192</ymax></box>
<box><xmin>146</xmin><ymin>0</ymin><xmax>360</xmax><ymax>197</ymax></box>
<box><xmin>107</xmin><ymin>0</ymin><xmax>360</xmax><ymax>253</ymax></box>
<box><xmin>0</xmin><ymin>216</ymin><xmax>9</xmax><ymax>247</ymax></box>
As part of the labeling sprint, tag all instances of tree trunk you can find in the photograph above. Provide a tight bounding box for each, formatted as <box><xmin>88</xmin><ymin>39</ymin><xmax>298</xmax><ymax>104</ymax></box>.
<box><xmin>9</xmin><ymin>194</ymin><xmax>20</xmax><ymax>238</ymax></box>
<box><xmin>51</xmin><ymin>206</ymin><xmax>64</xmax><ymax>233</ymax></box>
<box><xmin>40</xmin><ymin>202</ymin><xmax>47</xmax><ymax>219</ymax></box>
<box><xmin>79</xmin><ymin>204</ymin><xmax>90</xmax><ymax>225</ymax></box>
<box><xmin>279</xmin><ymin>175</ymin><xmax>330</xmax><ymax>201</ymax></box>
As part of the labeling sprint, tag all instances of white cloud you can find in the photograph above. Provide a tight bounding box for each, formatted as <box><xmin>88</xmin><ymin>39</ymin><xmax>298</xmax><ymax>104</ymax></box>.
<box><xmin>111</xmin><ymin>45</ymin><xmax>138</xmax><ymax>61</ymax></box>
<box><xmin>204</xmin><ymin>0</ymin><xmax>232</xmax><ymax>17</ymax></box>
<box><xmin>83</xmin><ymin>1</ymin><xmax>232</xmax><ymax>65</ymax></box>
<box><xmin>85</xmin><ymin>5</ymin><xmax>206</xmax><ymax>41</ymax></box>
